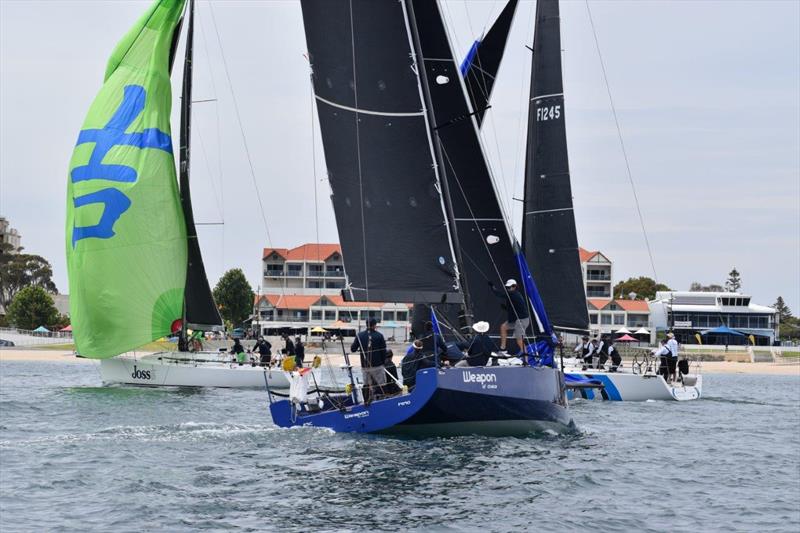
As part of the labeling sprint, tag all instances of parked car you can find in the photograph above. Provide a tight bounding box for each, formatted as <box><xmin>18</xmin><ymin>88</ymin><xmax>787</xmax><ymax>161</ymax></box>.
<box><xmin>231</xmin><ymin>328</ymin><xmax>245</xmax><ymax>340</ymax></box>
<box><xmin>0</xmin><ymin>339</ymin><xmax>15</xmax><ymax>347</ymax></box>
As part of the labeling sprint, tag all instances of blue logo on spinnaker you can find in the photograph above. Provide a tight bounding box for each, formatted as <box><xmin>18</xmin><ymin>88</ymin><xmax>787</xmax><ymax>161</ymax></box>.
<box><xmin>71</xmin><ymin>85</ymin><xmax>173</xmax><ymax>247</ymax></box>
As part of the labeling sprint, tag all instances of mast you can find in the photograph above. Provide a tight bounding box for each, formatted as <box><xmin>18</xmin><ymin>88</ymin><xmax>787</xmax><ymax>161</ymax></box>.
<box><xmin>179</xmin><ymin>0</ymin><xmax>223</xmax><ymax>342</ymax></box>
<box><xmin>521</xmin><ymin>0</ymin><xmax>589</xmax><ymax>333</ymax></box>
<box><xmin>403</xmin><ymin>0</ymin><xmax>473</xmax><ymax>329</ymax></box>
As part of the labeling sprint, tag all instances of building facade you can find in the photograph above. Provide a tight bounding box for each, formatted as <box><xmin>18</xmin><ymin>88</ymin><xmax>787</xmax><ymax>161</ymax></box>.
<box><xmin>0</xmin><ymin>217</ymin><xmax>21</xmax><ymax>253</ymax></box>
<box><xmin>254</xmin><ymin>244</ymin><xmax>411</xmax><ymax>340</ymax></box>
<box><xmin>261</xmin><ymin>244</ymin><xmax>346</xmax><ymax>295</ymax></box>
<box><xmin>649</xmin><ymin>291</ymin><xmax>778</xmax><ymax>345</ymax></box>
<box><xmin>577</xmin><ymin>247</ymin><xmax>651</xmax><ymax>336</ymax></box>
<box><xmin>579</xmin><ymin>248</ymin><xmax>612</xmax><ymax>298</ymax></box>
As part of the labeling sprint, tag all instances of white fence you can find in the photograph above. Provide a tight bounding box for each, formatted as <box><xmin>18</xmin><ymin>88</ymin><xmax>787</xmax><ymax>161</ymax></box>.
<box><xmin>0</xmin><ymin>327</ymin><xmax>73</xmax><ymax>347</ymax></box>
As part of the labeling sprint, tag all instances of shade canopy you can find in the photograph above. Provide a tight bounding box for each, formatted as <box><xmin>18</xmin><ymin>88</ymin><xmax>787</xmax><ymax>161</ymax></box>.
<box><xmin>702</xmin><ymin>325</ymin><xmax>745</xmax><ymax>336</ymax></box>
<box><xmin>614</xmin><ymin>327</ymin><xmax>632</xmax><ymax>334</ymax></box>
<box><xmin>59</xmin><ymin>325</ymin><xmax>73</xmax><ymax>332</ymax></box>
<box><xmin>33</xmin><ymin>326</ymin><xmax>50</xmax><ymax>333</ymax></box>
<box><xmin>615</xmin><ymin>334</ymin><xmax>637</xmax><ymax>342</ymax></box>
<box><xmin>310</xmin><ymin>326</ymin><xmax>328</xmax><ymax>333</ymax></box>
<box><xmin>634</xmin><ymin>327</ymin><xmax>650</xmax><ymax>335</ymax></box>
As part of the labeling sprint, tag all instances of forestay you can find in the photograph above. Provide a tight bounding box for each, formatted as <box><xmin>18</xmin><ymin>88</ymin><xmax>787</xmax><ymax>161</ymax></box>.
<box><xmin>409</xmin><ymin>0</ymin><xmax>521</xmax><ymax>334</ymax></box>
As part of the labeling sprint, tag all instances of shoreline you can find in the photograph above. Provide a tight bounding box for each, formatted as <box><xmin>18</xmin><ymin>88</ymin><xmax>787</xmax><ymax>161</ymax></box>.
<box><xmin>1</xmin><ymin>349</ymin><xmax>798</xmax><ymax>376</ymax></box>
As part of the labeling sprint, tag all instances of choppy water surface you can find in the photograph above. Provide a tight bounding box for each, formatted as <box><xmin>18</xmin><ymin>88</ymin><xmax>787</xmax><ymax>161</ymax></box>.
<box><xmin>1</xmin><ymin>360</ymin><xmax>798</xmax><ymax>532</ymax></box>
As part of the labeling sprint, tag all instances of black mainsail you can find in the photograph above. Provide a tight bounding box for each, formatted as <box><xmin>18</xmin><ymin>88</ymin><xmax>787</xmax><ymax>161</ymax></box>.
<box><xmin>178</xmin><ymin>0</ymin><xmax>223</xmax><ymax>330</ymax></box>
<box><xmin>521</xmin><ymin>0</ymin><xmax>589</xmax><ymax>332</ymax></box>
<box><xmin>300</xmin><ymin>0</ymin><xmax>461</xmax><ymax>304</ymax></box>
<box><xmin>409</xmin><ymin>0</ymin><xmax>522</xmax><ymax>333</ymax></box>
<box><xmin>460</xmin><ymin>0</ymin><xmax>518</xmax><ymax>128</ymax></box>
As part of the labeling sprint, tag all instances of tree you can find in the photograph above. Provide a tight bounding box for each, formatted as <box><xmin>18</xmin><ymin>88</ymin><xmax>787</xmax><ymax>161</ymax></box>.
<box><xmin>212</xmin><ymin>269</ymin><xmax>253</xmax><ymax>327</ymax></box>
<box><xmin>773</xmin><ymin>296</ymin><xmax>800</xmax><ymax>340</ymax></box>
<box><xmin>0</xmin><ymin>253</ymin><xmax>58</xmax><ymax>309</ymax></box>
<box><xmin>6</xmin><ymin>286</ymin><xmax>59</xmax><ymax>330</ymax></box>
<box><xmin>689</xmin><ymin>282</ymin><xmax>725</xmax><ymax>292</ymax></box>
<box><xmin>612</xmin><ymin>277</ymin><xmax>671</xmax><ymax>301</ymax></box>
<box><xmin>725</xmin><ymin>267</ymin><xmax>742</xmax><ymax>292</ymax></box>
<box><xmin>773</xmin><ymin>296</ymin><xmax>792</xmax><ymax>323</ymax></box>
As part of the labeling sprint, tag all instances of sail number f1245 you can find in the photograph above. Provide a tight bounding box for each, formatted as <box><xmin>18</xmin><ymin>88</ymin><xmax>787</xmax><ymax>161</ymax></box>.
<box><xmin>536</xmin><ymin>105</ymin><xmax>561</xmax><ymax>122</ymax></box>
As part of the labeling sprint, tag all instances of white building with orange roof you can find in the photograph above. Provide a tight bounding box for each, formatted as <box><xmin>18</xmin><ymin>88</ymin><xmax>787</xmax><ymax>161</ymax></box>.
<box><xmin>579</xmin><ymin>247</ymin><xmax>651</xmax><ymax>337</ymax></box>
<box><xmin>579</xmin><ymin>247</ymin><xmax>613</xmax><ymax>299</ymax></box>
<box><xmin>255</xmin><ymin>243</ymin><xmax>411</xmax><ymax>341</ymax></box>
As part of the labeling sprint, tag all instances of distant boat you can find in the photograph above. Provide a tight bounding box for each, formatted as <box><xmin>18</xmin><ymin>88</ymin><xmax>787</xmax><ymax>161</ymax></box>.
<box><xmin>516</xmin><ymin>0</ymin><xmax>702</xmax><ymax>401</ymax></box>
<box><xmin>67</xmin><ymin>0</ymin><xmax>295</xmax><ymax>389</ymax></box>
<box><xmin>268</xmin><ymin>0</ymin><xmax>573</xmax><ymax>435</ymax></box>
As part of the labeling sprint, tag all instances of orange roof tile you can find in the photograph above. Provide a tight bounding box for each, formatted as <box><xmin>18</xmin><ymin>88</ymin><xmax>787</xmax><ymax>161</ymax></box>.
<box><xmin>255</xmin><ymin>293</ymin><xmax>409</xmax><ymax>310</ymax></box>
<box><xmin>579</xmin><ymin>247</ymin><xmax>597</xmax><ymax>263</ymax></box>
<box><xmin>613</xmin><ymin>299</ymin><xmax>650</xmax><ymax>312</ymax></box>
<box><xmin>262</xmin><ymin>243</ymin><xmax>342</xmax><ymax>261</ymax></box>
<box><xmin>588</xmin><ymin>298</ymin><xmax>612</xmax><ymax>310</ymax></box>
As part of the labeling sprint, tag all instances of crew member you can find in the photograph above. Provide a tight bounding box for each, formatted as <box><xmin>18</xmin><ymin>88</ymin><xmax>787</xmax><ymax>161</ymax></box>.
<box><xmin>351</xmin><ymin>318</ymin><xmax>386</xmax><ymax>405</ymax></box>
<box><xmin>456</xmin><ymin>321</ymin><xmax>496</xmax><ymax>367</ymax></box>
<box><xmin>490</xmin><ymin>279</ymin><xmax>530</xmax><ymax>355</ymax></box>
<box><xmin>383</xmin><ymin>350</ymin><xmax>401</xmax><ymax>395</ymax></box>
<box><xmin>254</xmin><ymin>337</ymin><xmax>272</xmax><ymax>366</ymax></box>
<box><xmin>294</xmin><ymin>337</ymin><xmax>305</xmax><ymax>369</ymax></box>
<box><xmin>401</xmin><ymin>340</ymin><xmax>434</xmax><ymax>390</ymax></box>
<box><xmin>665</xmin><ymin>332</ymin><xmax>679</xmax><ymax>381</ymax></box>
<box><xmin>608</xmin><ymin>340</ymin><xmax>622</xmax><ymax>372</ymax></box>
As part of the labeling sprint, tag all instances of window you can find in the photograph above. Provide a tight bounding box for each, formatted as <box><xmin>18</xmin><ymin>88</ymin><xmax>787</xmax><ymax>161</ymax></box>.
<box><xmin>382</xmin><ymin>311</ymin><xmax>394</xmax><ymax>322</ymax></box>
<box><xmin>324</xmin><ymin>310</ymin><xmax>337</xmax><ymax>321</ymax></box>
<box><xmin>287</xmin><ymin>264</ymin><xmax>302</xmax><ymax>277</ymax></box>
<box><xmin>396</xmin><ymin>311</ymin><xmax>408</xmax><ymax>322</ymax></box>
<box><xmin>339</xmin><ymin>310</ymin><xmax>354</xmax><ymax>322</ymax></box>
<box><xmin>326</xmin><ymin>280</ymin><xmax>345</xmax><ymax>289</ymax></box>
<box><xmin>601</xmin><ymin>314</ymin><xmax>612</xmax><ymax>325</ymax></box>
<box><xmin>589</xmin><ymin>313</ymin><xmax>598</xmax><ymax>324</ymax></box>
<box><xmin>311</xmin><ymin>310</ymin><xmax>322</xmax><ymax>321</ymax></box>
<box><xmin>307</xmin><ymin>280</ymin><xmax>322</xmax><ymax>289</ymax></box>
<box><xmin>307</xmin><ymin>265</ymin><xmax>323</xmax><ymax>275</ymax></box>
<box><xmin>613</xmin><ymin>314</ymin><xmax>625</xmax><ymax>325</ymax></box>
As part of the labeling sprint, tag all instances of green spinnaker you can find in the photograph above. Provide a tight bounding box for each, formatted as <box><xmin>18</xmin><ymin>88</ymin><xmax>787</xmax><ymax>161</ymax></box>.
<box><xmin>66</xmin><ymin>0</ymin><xmax>187</xmax><ymax>358</ymax></box>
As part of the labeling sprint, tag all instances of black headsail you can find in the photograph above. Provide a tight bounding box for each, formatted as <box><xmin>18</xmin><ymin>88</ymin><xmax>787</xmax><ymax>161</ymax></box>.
<box><xmin>460</xmin><ymin>0</ymin><xmax>518</xmax><ymax>128</ymax></box>
<box><xmin>408</xmin><ymin>0</ymin><xmax>523</xmax><ymax>335</ymax></box>
<box><xmin>178</xmin><ymin>0</ymin><xmax>223</xmax><ymax>330</ymax></box>
<box><xmin>521</xmin><ymin>0</ymin><xmax>589</xmax><ymax>332</ymax></box>
<box><xmin>300</xmin><ymin>0</ymin><xmax>461</xmax><ymax>304</ymax></box>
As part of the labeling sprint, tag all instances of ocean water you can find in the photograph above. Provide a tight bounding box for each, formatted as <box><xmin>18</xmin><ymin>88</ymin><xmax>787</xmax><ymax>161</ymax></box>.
<box><xmin>1</xmin><ymin>360</ymin><xmax>798</xmax><ymax>533</ymax></box>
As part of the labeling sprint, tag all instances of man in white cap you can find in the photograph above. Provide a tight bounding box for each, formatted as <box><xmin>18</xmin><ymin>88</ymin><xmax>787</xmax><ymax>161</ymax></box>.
<box><xmin>489</xmin><ymin>278</ymin><xmax>530</xmax><ymax>354</ymax></box>
<box><xmin>665</xmin><ymin>332</ymin><xmax>679</xmax><ymax>381</ymax></box>
<box><xmin>456</xmin><ymin>321</ymin><xmax>497</xmax><ymax>367</ymax></box>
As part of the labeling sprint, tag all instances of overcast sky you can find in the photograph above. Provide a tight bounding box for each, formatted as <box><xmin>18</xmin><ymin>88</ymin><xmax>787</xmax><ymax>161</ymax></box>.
<box><xmin>1</xmin><ymin>0</ymin><xmax>798</xmax><ymax>312</ymax></box>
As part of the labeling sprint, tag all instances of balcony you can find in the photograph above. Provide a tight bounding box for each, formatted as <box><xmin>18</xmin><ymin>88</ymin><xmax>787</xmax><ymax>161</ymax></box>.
<box><xmin>586</xmin><ymin>273</ymin><xmax>611</xmax><ymax>281</ymax></box>
<box><xmin>586</xmin><ymin>290</ymin><xmax>611</xmax><ymax>298</ymax></box>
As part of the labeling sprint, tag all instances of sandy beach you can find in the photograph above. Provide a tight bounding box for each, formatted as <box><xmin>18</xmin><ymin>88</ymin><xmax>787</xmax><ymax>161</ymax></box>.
<box><xmin>1</xmin><ymin>348</ymin><xmax>798</xmax><ymax>376</ymax></box>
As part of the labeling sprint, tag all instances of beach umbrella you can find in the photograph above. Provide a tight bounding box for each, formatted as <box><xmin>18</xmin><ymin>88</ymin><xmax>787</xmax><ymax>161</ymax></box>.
<box><xmin>310</xmin><ymin>326</ymin><xmax>328</xmax><ymax>333</ymax></box>
<box><xmin>615</xmin><ymin>334</ymin><xmax>637</xmax><ymax>342</ymax></box>
<box><xmin>33</xmin><ymin>326</ymin><xmax>50</xmax><ymax>333</ymax></box>
<box><xmin>701</xmin><ymin>325</ymin><xmax>744</xmax><ymax>336</ymax></box>
<box><xmin>615</xmin><ymin>327</ymin><xmax>632</xmax><ymax>335</ymax></box>
<box><xmin>634</xmin><ymin>327</ymin><xmax>650</xmax><ymax>335</ymax></box>
<box><xmin>59</xmin><ymin>325</ymin><xmax>72</xmax><ymax>332</ymax></box>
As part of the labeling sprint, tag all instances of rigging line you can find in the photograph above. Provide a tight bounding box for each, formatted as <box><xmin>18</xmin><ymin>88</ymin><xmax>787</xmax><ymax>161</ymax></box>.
<box><xmin>585</xmin><ymin>0</ymin><xmax>659</xmax><ymax>283</ymax></box>
<box><xmin>439</xmin><ymin>144</ymin><xmax>541</xmax><ymax>343</ymax></box>
<box><xmin>207</xmin><ymin>1</ymin><xmax>286</xmax><ymax>301</ymax></box>
<box><xmin>307</xmin><ymin>63</ymin><xmax>323</xmax><ymax>302</ymax></box>
<box><xmin>194</xmin><ymin>120</ymin><xmax>224</xmax><ymax>221</ymax></box>
<box><xmin>511</xmin><ymin>1</ymin><xmax>535</xmax><ymax>233</ymax></box>
<box><xmin>438</xmin><ymin>4</ymin><xmax>516</xmax><ymax>239</ymax></box>
<box><xmin>348</xmin><ymin>0</ymin><xmax>370</xmax><ymax>301</ymax></box>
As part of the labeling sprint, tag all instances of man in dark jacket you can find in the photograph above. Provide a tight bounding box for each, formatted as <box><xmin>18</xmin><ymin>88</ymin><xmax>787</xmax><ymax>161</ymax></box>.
<box><xmin>456</xmin><ymin>321</ymin><xmax>497</xmax><ymax>367</ymax></box>
<box><xmin>351</xmin><ymin>318</ymin><xmax>386</xmax><ymax>405</ymax></box>
<box><xmin>383</xmin><ymin>350</ymin><xmax>401</xmax><ymax>395</ymax></box>
<box><xmin>254</xmin><ymin>337</ymin><xmax>272</xmax><ymax>366</ymax></box>
<box><xmin>401</xmin><ymin>340</ymin><xmax>434</xmax><ymax>390</ymax></box>
<box><xmin>294</xmin><ymin>337</ymin><xmax>305</xmax><ymax>368</ymax></box>
<box><xmin>490</xmin><ymin>279</ymin><xmax>530</xmax><ymax>354</ymax></box>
